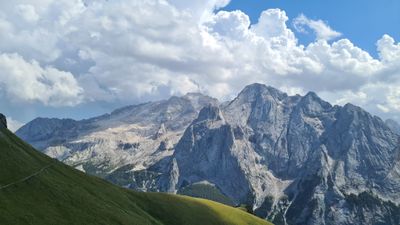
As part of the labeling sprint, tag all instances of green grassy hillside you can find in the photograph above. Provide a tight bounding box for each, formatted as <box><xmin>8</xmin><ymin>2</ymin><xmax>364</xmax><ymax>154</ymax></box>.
<box><xmin>178</xmin><ymin>183</ymin><xmax>235</xmax><ymax>206</ymax></box>
<box><xmin>0</xmin><ymin>127</ymin><xmax>272</xmax><ymax>225</ymax></box>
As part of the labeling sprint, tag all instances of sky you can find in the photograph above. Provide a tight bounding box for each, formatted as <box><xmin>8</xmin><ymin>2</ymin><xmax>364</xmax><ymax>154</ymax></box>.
<box><xmin>223</xmin><ymin>0</ymin><xmax>400</xmax><ymax>58</ymax></box>
<box><xmin>0</xmin><ymin>0</ymin><xmax>399</xmax><ymax>131</ymax></box>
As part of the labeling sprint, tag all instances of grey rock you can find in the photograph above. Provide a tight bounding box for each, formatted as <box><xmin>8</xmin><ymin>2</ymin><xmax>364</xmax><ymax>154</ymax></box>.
<box><xmin>159</xmin><ymin>105</ymin><xmax>252</xmax><ymax>203</ymax></box>
<box><xmin>0</xmin><ymin>113</ymin><xmax>6</xmax><ymax>128</ymax></box>
<box><xmin>386</xmin><ymin>119</ymin><xmax>400</xmax><ymax>135</ymax></box>
<box><xmin>16</xmin><ymin>93</ymin><xmax>218</xmax><ymax>176</ymax></box>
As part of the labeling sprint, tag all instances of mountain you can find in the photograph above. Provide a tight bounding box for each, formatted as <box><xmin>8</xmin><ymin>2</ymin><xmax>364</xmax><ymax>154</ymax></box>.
<box><xmin>386</xmin><ymin>119</ymin><xmax>400</xmax><ymax>135</ymax></box>
<box><xmin>17</xmin><ymin>93</ymin><xmax>218</xmax><ymax>177</ymax></box>
<box><xmin>0</xmin><ymin>115</ymin><xmax>271</xmax><ymax>225</ymax></box>
<box><xmin>17</xmin><ymin>83</ymin><xmax>400</xmax><ymax>225</ymax></box>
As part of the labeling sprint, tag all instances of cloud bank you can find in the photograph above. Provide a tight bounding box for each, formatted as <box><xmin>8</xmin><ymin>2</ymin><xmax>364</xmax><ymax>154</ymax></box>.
<box><xmin>0</xmin><ymin>0</ymin><xmax>399</xmax><ymax>121</ymax></box>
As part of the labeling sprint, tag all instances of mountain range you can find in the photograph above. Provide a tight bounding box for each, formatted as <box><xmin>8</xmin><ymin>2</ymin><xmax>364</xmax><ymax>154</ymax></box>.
<box><xmin>16</xmin><ymin>83</ymin><xmax>400</xmax><ymax>225</ymax></box>
<box><xmin>0</xmin><ymin>113</ymin><xmax>270</xmax><ymax>225</ymax></box>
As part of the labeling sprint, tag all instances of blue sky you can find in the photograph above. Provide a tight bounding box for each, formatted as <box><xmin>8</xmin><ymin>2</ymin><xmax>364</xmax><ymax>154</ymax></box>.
<box><xmin>0</xmin><ymin>0</ymin><xmax>399</xmax><ymax>131</ymax></box>
<box><xmin>223</xmin><ymin>0</ymin><xmax>400</xmax><ymax>57</ymax></box>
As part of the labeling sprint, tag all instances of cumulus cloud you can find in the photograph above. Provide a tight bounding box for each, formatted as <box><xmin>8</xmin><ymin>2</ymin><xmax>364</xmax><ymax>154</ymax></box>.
<box><xmin>206</xmin><ymin>10</ymin><xmax>251</xmax><ymax>41</ymax></box>
<box><xmin>293</xmin><ymin>14</ymin><xmax>342</xmax><ymax>41</ymax></box>
<box><xmin>0</xmin><ymin>53</ymin><xmax>83</xmax><ymax>106</ymax></box>
<box><xmin>0</xmin><ymin>0</ymin><xmax>399</xmax><ymax>123</ymax></box>
<box><xmin>322</xmin><ymin>81</ymin><xmax>400</xmax><ymax>122</ymax></box>
<box><xmin>170</xmin><ymin>0</ymin><xmax>231</xmax><ymax>22</ymax></box>
<box><xmin>377</xmin><ymin>34</ymin><xmax>400</xmax><ymax>63</ymax></box>
<box><xmin>251</xmin><ymin>9</ymin><xmax>297</xmax><ymax>45</ymax></box>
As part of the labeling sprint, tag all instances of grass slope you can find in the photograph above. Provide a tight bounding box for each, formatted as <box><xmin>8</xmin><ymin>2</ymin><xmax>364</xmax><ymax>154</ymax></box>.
<box><xmin>178</xmin><ymin>183</ymin><xmax>235</xmax><ymax>206</ymax></box>
<box><xmin>0</xmin><ymin>128</ymin><xmax>272</xmax><ymax>225</ymax></box>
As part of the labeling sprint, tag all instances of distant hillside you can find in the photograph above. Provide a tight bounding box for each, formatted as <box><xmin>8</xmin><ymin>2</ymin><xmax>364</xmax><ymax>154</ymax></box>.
<box><xmin>0</xmin><ymin>125</ymin><xmax>272</xmax><ymax>225</ymax></box>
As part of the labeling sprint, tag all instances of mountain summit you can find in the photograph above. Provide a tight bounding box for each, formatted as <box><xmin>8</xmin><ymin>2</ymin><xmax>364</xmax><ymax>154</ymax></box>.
<box><xmin>17</xmin><ymin>83</ymin><xmax>400</xmax><ymax>225</ymax></box>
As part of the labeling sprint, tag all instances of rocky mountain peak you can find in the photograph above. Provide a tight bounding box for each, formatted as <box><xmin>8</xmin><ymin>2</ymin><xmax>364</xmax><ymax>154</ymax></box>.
<box><xmin>0</xmin><ymin>113</ymin><xmax>7</xmax><ymax>128</ymax></box>
<box><xmin>181</xmin><ymin>92</ymin><xmax>219</xmax><ymax>111</ymax></box>
<box><xmin>302</xmin><ymin>91</ymin><xmax>322</xmax><ymax>102</ymax></box>
<box><xmin>298</xmin><ymin>91</ymin><xmax>332</xmax><ymax>115</ymax></box>
<box><xmin>195</xmin><ymin>105</ymin><xmax>223</xmax><ymax>122</ymax></box>
<box><xmin>235</xmin><ymin>83</ymin><xmax>287</xmax><ymax>103</ymax></box>
<box><xmin>338</xmin><ymin>103</ymin><xmax>377</xmax><ymax>125</ymax></box>
<box><xmin>302</xmin><ymin>91</ymin><xmax>329</xmax><ymax>105</ymax></box>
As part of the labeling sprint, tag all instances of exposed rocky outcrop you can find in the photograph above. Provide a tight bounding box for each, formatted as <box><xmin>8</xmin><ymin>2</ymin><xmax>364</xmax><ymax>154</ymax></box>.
<box><xmin>0</xmin><ymin>113</ymin><xmax>7</xmax><ymax>128</ymax></box>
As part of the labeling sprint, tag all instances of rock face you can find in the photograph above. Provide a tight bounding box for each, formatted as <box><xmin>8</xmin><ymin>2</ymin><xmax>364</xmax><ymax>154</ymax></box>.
<box><xmin>386</xmin><ymin>119</ymin><xmax>400</xmax><ymax>135</ymax></box>
<box><xmin>17</xmin><ymin>84</ymin><xmax>400</xmax><ymax>225</ymax></box>
<box><xmin>16</xmin><ymin>93</ymin><xmax>218</xmax><ymax>176</ymax></box>
<box><xmin>159</xmin><ymin>105</ymin><xmax>253</xmax><ymax>203</ymax></box>
<box><xmin>0</xmin><ymin>113</ymin><xmax>6</xmax><ymax>128</ymax></box>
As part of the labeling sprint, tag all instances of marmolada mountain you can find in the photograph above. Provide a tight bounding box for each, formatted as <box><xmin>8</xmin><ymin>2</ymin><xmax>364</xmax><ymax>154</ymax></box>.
<box><xmin>0</xmin><ymin>111</ymin><xmax>269</xmax><ymax>225</ymax></box>
<box><xmin>16</xmin><ymin>83</ymin><xmax>400</xmax><ymax>225</ymax></box>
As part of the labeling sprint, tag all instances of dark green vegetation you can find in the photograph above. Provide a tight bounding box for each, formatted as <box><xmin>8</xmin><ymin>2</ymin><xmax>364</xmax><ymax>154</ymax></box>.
<box><xmin>107</xmin><ymin>164</ymin><xmax>161</xmax><ymax>191</ymax></box>
<box><xmin>178</xmin><ymin>183</ymin><xmax>235</xmax><ymax>206</ymax></box>
<box><xmin>0</xmin><ymin>127</ymin><xmax>272</xmax><ymax>225</ymax></box>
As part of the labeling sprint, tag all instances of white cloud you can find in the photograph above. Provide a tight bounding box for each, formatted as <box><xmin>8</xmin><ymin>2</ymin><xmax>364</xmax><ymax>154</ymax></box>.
<box><xmin>377</xmin><ymin>34</ymin><xmax>400</xmax><ymax>62</ymax></box>
<box><xmin>251</xmin><ymin>9</ymin><xmax>297</xmax><ymax>46</ymax></box>
<box><xmin>206</xmin><ymin>10</ymin><xmax>251</xmax><ymax>41</ymax></box>
<box><xmin>0</xmin><ymin>1</ymin><xmax>399</xmax><ymax>123</ymax></box>
<box><xmin>0</xmin><ymin>53</ymin><xmax>83</xmax><ymax>106</ymax></box>
<box><xmin>7</xmin><ymin>117</ymin><xmax>24</xmax><ymax>132</ymax></box>
<box><xmin>169</xmin><ymin>0</ymin><xmax>231</xmax><ymax>22</ymax></box>
<box><xmin>293</xmin><ymin>14</ymin><xmax>342</xmax><ymax>41</ymax></box>
<box><xmin>15</xmin><ymin>4</ymin><xmax>39</xmax><ymax>23</ymax></box>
